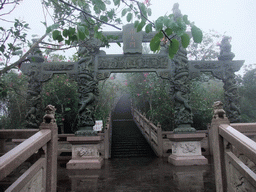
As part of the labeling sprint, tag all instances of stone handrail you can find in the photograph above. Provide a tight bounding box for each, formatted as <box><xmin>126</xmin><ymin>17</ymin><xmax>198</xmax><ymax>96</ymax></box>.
<box><xmin>0</xmin><ymin>117</ymin><xmax>58</xmax><ymax>191</ymax></box>
<box><xmin>210</xmin><ymin>102</ymin><xmax>256</xmax><ymax>192</ymax></box>
<box><xmin>0</xmin><ymin>129</ymin><xmax>39</xmax><ymax>156</ymax></box>
<box><xmin>131</xmin><ymin>106</ymin><xmax>163</xmax><ymax>157</ymax></box>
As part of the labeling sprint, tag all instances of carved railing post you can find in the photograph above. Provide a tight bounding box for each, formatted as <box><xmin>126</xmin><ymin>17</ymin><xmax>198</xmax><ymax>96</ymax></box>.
<box><xmin>210</xmin><ymin>101</ymin><xmax>230</xmax><ymax>192</ymax></box>
<box><xmin>218</xmin><ymin>36</ymin><xmax>242</xmax><ymax>123</ymax></box>
<box><xmin>39</xmin><ymin>105</ymin><xmax>58</xmax><ymax>192</ymax></box>
<box><xmin>157</xmin><ymin>122</ymin><xmax>163</xmax><ymax>156</ymax></box>
<box><xmin>104</xmin><ymin>115</ymin><xmax>112</xmax><ymax>159</ymax></box>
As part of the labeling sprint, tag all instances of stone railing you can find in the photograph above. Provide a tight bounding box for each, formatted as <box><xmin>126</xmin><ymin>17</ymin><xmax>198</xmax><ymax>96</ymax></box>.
<box><xmin>103</xmin><ymin>114</ymin><xmax>112</xmax><ymax>159</ymax></box>
<box><xmin>0</xmin><ymin>129</ymin><xmax>39</xmax><ymax>156</ymax></box>
<box><xmin>210</xmin><ymin>101</ymin><xmax>256</xmax><ymax>192</ymax></box>
<box><xmin>0</xmin><ymin>106</ymin><xmax>58</xmax><ymax>192</ymax></box>
<box><xmin>131</xmin><ymin>106</ymin><xmax>163</xmax><ymax>157</ymax></box>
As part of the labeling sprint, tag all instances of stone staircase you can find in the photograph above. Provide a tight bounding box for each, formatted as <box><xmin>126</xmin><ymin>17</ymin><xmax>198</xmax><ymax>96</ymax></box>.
<box><xmin>111</xmin><ymin>95</ymin><xmax>156</xmax><ymax>158</ymax></box>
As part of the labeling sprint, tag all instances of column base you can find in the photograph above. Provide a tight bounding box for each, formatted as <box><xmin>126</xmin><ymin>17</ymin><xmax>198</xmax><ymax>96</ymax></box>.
<box><xmin>168</xmin><ymin>155</ymin><xmax>208</xmax><ymax>166</ymax></box>
<box><xmin>67</xmin><ymin>157</ymin><xmax>103</xmax><ymax>170</ymax></box>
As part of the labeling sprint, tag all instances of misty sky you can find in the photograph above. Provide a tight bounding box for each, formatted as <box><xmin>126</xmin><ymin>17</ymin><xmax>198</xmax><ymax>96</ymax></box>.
<box><xmin>6</xmin><ymin>0</ymin><xmax>256</xmax><ymax>75</ymax></box>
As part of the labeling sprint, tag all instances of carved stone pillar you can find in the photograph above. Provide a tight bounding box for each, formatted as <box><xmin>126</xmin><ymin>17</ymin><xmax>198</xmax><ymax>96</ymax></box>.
<box><xmin>172</xmin><ymin>46</ymin><xmax>195</xmax><ymax>132</ymax></box>
<box><xmin>218</xmin><ymin>36</ymin><xmax>241</xmax><ymax>123</ymax></box>
<box><xmin>169</xmin><ymin>3</ymin><xmax>194</xmax><ymax>132</ymax></box>
<box><xmin>76</xmin><ymin>72</ymin><xmax>99</xmax><ymax>136</ymax></box>
<box><xmin>25</xmin><ymin>40</ymin><xmax>44</xmax><ymax>128</ymax></box>
<box><xmin>75</xmin><ymin>35</ymin><xmax>101</xmax><ymax>135</ymax></box>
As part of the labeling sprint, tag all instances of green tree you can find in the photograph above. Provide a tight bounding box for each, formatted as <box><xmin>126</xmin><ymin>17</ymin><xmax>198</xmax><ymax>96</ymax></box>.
<box><xmin>0</xmin><ymin>1</ymin><xmax>202</xmax><ymax>76</ymax></box>
<box><xmin>42</xmin><ymin>74</ymin><xmax>79</xmax><ymax>133</ymax></box>
<box><xmin>187</xmin><ymin>29</ymin><xmax>222</xmax><ymax>61</ymax></box>
<box><xmin>0</xmin><ymin>71</ymin><xmax>28</xmax><ymax>129</ymax></box>
<box><xmin>125</xmin><ymin>30</ymin><xmax>225</xmax><ymax>130</ymax></box>
<box><xmin>190</xmin><ymin>77</ymin><xmax>224</xmax><ymax>129</ymax></box>
<box><xmin>126</xmin><ymin>72</ymin><xmax>174</xmax><ymax>131</ymax></box>
<box><xmin>239</xmin><ymin>68</ymin><xmax>256</xmax><ymax>122</ymax></box>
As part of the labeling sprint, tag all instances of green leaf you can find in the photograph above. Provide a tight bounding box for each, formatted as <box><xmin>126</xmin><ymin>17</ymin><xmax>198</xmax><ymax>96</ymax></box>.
<box><xmin>145</xmin><ymin>23</ymin><xmax>152</xmax><ymax>33</ymax></box>
<box><xmin>150</xmin><ymin>32</ymin><xmax>162</xmax><ymax>52</ymax></box>
<box><xmin>169</xmin><ymin>39</ymin><xmax>179</xmax><ymax>58</ymax></box>
<box><xmin>181</xmin><ymin>33</ymin><xmax>190</xmax><ymax>48</ymax></box>
<box><xmin>77</xmin><ymin>0</ymin><xmax>84</xmax><ymax>7</ymax></box>
<box><xmin>65</xmin><ymin>39</ymin><xmax>71</xmax><ymax>45</ymax></box>
<box><xmin>121</xmin><ymin>8</ymin><xmax>127</xmax><ymax>17</ymax></box>
<box><xmin>134</xmin><ymin>20</ymin><xmax>139</xmax><ymax>28</ymax></box>
<box><xmin>147</xmin><ymin>8</ymin><xmax>152</xmax><ymax>16</ymax></box>
<box><xmin>77</xmin><ymin>26</ymin><xmax>86</xmax><ymax>40</ymax></box>
<box><xmin>107</xmin><ymin>9</ymin><xmax>115</xmax><ymax>19</ymax></box>
<box><xmin>126</xmin><ymin>13</ymin><xmax>133</xmax><ymax>22</ymax></box>
<box><xmin>113</xmin><ymin>0</ymin><xmax>120</xmax><ymax>6</ymax></box>
<box><xmin>94</xmin><ymin>6</ymin><xmax>101</xmax><ymax>14</ymax></box>
<box><xmin>65</xmin><ymin>107</ymin><xmax>71</xmax><ymax>112</ymax></box>
<box><xmin>140</xmin><ymin>3</ymin><xmax>148</xmax><ymax>18</ymax></box>
<box><xmin>98</xmin><ymin>0</ymin><xmax>106</xmax><ymax>11</ymax></box>
<box><xmin>63</xmin><ymin>29</ymin><xmax>69</xmax><ymax>37</ymax></box>
<box><xmin>51</xmin><ymin>23</ymin><xmax>60</xmax><ymax>30</ymax></box>
<box><xmin>46</xmin><ymin>23</ymin><xmax>60</xmax><ymax>33</ymax></box>
<box><xmin>69</xmin><ymin>27</ymin><xmax>76</xmax><ymax>35</ymax></box>
<box><xmin>13</xmin><ymin>50</ymin><xmax>23</xmax><ymax>55</ymax></box>
<box><xmin>100</xmin><ymin>15</ymin><xmax>108</xmax><ymax>22</ymax></box>
<box><xmin>165</xmin><ymin>28</ymin><xmax>173</xmax><ymax>36</ymax></box>
<box><xmin>69</xmin><ymin>35</ymin><xmax>77</xmax><ymax>42</ymax></box>
<box><xmin>0</xmin><ymin>45</ymin><xmax>5</xmax><ymax>53</ymax></box>
<box><xmin>183</xmin><ymin>15</ymin><xmax>190</xmax><ymax>25</ymax></box>
<box><xmin>155</xmin><ymin>31</ymin><xmax>164</xmax><ymax>39</ymax></box>
<box><xmin>155</xmin><ymin>16</ymin><xmax>164</xmax><ymax>31</ymax></box>
<box><xmin>136</xmin><ymin>21</ymin><xmax>145</xmax><ymax>32</ymax></box>
<box><xmin>105</xmin><ymin>0</ymin><xmax>111</xmax><ymax>5</ymax></box>
<box><xmin>52</xmin><ymin>30</ymin><xmax>61</xmax><ymax>40</ymax></box>
<box><xmin>46</xmin><ymin>26</ymin><xmax>52</xmax><ymax>34</ymax></box>
<box><xmin>163</xmin><ymin>16</ymin><xmax>170</xmax><ymax>27</ymax></box>
<box><xmin>115</xmin><ymin>18</ymin><xmax>121</xmax><ymax>24</ymax></box>
<box><xmin>191</xmin><ymin>26</ymin><xmax>203</xmax><ymax>43</ymax></box>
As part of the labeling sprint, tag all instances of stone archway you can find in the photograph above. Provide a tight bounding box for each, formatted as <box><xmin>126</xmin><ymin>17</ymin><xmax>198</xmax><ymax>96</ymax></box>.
<box><xmin>21</xmin><ymin>23</ymin><xmax>244</xmax><ymax>135</ymax></box>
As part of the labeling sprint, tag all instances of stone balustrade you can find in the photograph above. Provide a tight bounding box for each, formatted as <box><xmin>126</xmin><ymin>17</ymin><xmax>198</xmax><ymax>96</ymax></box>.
<box><xmin>0</xmin><ymin>115</ymin><xmax>58</xmax><ymax>191</ymax></box>
<box><xmin>210</xmin><ymin>101</ymin><xmax>256</xmax><ymax>192</ymax></box>
<box><xmin>131</xmin><ymin>106</ymin><xmax>163</xmax><ymax>157</ymax></box>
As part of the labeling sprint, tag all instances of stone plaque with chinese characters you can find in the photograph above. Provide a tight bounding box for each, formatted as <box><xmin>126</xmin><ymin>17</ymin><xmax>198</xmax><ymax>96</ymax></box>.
<box><xmin>122</xmin><ymin>24</ymin><xmax>142</xmax><ymax>54</ymax></box>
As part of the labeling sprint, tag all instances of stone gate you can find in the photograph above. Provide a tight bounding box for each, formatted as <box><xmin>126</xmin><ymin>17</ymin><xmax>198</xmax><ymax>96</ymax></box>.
<box><xmin>20</xmin><ymin>23</ymin><xmax>244</xmax><ymax>135</ymax></box>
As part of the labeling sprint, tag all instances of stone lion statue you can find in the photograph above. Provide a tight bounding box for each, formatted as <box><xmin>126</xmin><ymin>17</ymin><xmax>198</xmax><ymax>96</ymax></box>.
<box><xmin>43</xmin><ymin>105</ymin><xmax>56</xmax><ymax>123</ymax></box>
<box><xmin>213</xmin><ymin>101</ymin><xmax>226</xmax><ymax>119</ymax></box>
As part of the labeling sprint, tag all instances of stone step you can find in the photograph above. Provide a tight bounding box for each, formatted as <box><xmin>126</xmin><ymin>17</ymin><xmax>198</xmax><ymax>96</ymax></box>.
<box><xmin>112</xmin><ymin>148</ymin><xmax>153</xmax><ymax>153</ymax></box>
<box><xmin>111</xmin><ymin>152</ymin><xmax>155</xmax><ymax>158</ymax></box>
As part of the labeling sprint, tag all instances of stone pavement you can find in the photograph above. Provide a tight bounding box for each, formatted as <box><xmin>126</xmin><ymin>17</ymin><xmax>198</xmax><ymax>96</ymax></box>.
<box><xmin>57</xmin><ymin>156</ymin><xmax>216</xmax><ymax>192</ymax></box>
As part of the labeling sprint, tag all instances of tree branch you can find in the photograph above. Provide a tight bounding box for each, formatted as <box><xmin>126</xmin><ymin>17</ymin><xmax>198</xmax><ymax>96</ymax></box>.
<box><xmin>56</xmin><ymin>0</ymin><xmax>122</xmax><ymax>30</ymax></box>
<box><xmin>0</xmin><ymin>33</ymin><xmax>48</xmax><ymax>76</ymax></box>
<box><xmin>123</xmin><ymin>0</ymin><xmax>176</xmax><ymax>42</ymax></box>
